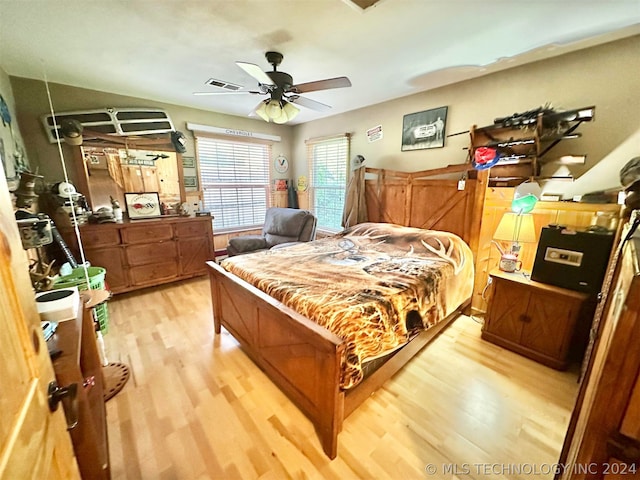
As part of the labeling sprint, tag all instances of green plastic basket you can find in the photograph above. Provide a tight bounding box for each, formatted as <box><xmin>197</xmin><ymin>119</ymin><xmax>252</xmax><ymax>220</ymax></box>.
<box><xmin>53</xmin><ymin>266</ymin><xmax>109</xmax><ymax>333</ymax></box>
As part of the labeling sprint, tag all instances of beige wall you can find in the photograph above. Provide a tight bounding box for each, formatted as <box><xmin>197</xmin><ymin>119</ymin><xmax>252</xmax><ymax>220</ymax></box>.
<box><xmin>292</xmin><ymin>35</ymin><xmax>640</xmax><ymax>193</ymax></box>
<box><xmin>7</xmin><ymin>34</ymin><xmax>640</xmax><ymax>197</ymax></box>
<box><xmin>9</xmin><ymin>78</ymin><xmax>294</xmax><ymax>187</ymax></box>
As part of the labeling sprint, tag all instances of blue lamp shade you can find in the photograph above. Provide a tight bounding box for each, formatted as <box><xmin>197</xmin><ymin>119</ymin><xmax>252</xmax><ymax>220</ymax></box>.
<box><xmin>511</xmin><ymin>181</ymin><xmax>542</xmax><ymax>213</ymax></box>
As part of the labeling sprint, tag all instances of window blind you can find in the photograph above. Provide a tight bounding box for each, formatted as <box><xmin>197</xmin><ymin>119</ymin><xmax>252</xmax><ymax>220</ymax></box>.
<box><xmin>197</xmin><ymin>137</ymin><xmax>272</xmax><ymax>231</ymax></box>
<box><xmin>306</xmin><ymin>134</ymin><xmax>350</xmax><ymax>231</ymax></box>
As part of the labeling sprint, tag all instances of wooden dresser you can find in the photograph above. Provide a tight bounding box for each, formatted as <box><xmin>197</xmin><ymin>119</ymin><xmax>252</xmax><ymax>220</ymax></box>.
<box><xmin>60</xmin><ymin>216</ymin><xmax>214</xmax><ymax>294</ymax></box>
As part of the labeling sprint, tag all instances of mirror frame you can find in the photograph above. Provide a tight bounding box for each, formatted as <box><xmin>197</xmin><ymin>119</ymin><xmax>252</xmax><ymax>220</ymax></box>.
<box><xmin>70</xmin><ymin>130</ymin><xmax>186</xmax><ymax>211</ymax></box>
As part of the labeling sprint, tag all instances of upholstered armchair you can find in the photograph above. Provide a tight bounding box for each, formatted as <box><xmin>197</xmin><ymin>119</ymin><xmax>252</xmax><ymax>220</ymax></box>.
<box><xmin>226</xmin><ymin>207</ymin><xmax>317</xmax><ymax>256</ymax></box>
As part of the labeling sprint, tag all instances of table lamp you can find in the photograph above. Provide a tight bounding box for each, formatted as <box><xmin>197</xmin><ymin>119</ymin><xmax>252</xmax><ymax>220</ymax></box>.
<box><xmin>493</xmin><ymin>212</ymin><xmax>537</xmax><ymax>257</ymax></box>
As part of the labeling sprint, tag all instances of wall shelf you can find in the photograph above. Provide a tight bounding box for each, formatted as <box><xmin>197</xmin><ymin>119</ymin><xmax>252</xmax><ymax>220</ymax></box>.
<box><xmin>470</xmin><ymin>105</ymin><xmax>595</xmax><ymax>186</ymax></box>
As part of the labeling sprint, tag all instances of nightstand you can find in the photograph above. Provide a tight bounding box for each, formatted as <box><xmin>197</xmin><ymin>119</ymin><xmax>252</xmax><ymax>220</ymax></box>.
<box><xmin>482</xmin><ymin>269</ymin><xmax>595</xmax><ymax>369</ymax></box>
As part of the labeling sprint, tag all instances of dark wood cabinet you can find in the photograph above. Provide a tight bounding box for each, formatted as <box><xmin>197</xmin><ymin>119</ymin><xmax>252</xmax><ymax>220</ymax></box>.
<box><xmin>482</xmin><ymin>269</ymin><xmax>593</xmax><ymax>369</ymax></box>
<box><xmin>60</xmin><ymin>216</ymin><xmax>214</xmax><ymax>294</ymax></box>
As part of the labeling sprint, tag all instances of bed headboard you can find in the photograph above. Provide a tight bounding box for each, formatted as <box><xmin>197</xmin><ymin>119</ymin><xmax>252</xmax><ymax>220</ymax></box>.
<box><xmin>364</xmin><ymin>164</ymin><xmax>488</xmax><ymax>253</ymax></box>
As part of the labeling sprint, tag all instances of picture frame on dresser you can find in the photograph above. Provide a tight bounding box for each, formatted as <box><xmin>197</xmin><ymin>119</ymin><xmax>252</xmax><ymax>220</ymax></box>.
<box><xmin>124</xmin><ymin>192</ymin><xmax>162</xmax><ymax>219</ymax></box>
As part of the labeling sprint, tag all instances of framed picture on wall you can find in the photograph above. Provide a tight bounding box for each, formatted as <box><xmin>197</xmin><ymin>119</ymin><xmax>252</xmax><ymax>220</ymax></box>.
<box><xmin>401</xmin><ymin>106</ymin><xmax>448</xmax><ymax>151</ymax></box>
<box><xmin>124</xmin><ymin>192</ymin><xmax>162</xmax><ymax>219</ymax></box>
<box><xmin>183</xmin><ymin>176</ymin><xmax>198</xmax><ymax>188</ymax></box>
<box><xmin>182</xmin><ymin>156</ymin><xmax>196</xmax><ymax>168</ymax></box>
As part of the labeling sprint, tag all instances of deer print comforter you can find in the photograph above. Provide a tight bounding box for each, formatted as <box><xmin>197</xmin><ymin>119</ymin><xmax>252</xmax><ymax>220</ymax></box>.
<box><xmin>220</xmin><ymin>222</ymin><xmax>474</xmax><ymax>389</ymax></box>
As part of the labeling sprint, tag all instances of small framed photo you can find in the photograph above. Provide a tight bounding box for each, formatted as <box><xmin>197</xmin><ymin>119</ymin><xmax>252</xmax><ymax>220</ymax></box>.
<box><xmin>124</xmin><ymin>192</ymin><xmax>162</xmax><ymax>219</ymax></box>
<box><xmin>182</xmin><ymin>156</ymin><xmax>196</xmax><ymax>168</ymax></box>
<box><xmin>183</xmin><ymin>176</ymin><xmax>198</xmax><ymax>188</ymax></box>
<box><xmin>401</xmin><ymin>106</ymin><xmax>448</xmax><ymax>151</ymax></box>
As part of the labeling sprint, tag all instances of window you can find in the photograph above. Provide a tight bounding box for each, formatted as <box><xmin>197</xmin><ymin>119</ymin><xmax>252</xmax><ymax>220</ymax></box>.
<box><xmin>306</xmin><ymin>134</ymin><xmax>350</xmax><ymax>231</ymax></box>
<box><xmin>197</xmin><ymin>136</ymin><xmax>272</xmax><ymax>231</ymax></box>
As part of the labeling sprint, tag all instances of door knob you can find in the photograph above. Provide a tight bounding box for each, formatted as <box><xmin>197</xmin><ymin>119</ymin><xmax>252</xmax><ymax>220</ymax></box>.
<box><xmin>48</xmin><ymin>381</ymin><xmax>79</xmax><ymax>430</ymax></box>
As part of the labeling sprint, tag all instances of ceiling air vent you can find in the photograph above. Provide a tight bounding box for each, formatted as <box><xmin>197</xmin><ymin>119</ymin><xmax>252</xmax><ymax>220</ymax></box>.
<box><xmin>205</xmin><ymin>78</ymin><xmax>243</xmax><ymax>91</ymax></box>
<box><xmin>41</xmin><ymin>107</ymin><xmax>175</xmax><ymax>144</ymax></box>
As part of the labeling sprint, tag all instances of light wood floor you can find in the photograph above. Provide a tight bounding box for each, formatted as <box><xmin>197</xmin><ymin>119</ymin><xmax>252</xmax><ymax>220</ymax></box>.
<box><xmin>104</xmin><ymin>276</ymin><xmax>579</xmax><ymax>480</ymax></box>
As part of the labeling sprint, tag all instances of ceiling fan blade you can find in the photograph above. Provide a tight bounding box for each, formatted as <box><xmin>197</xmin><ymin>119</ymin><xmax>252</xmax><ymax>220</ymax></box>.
<box><xmin>287</xmin><ymin>95</ymin><xmax>332</xmax><ymax>112</ymax></box>
<box><xmin>236</xmin><ymin>61</ymin><xmax>276</xmax><ymax>86</ymax></box>
<box><xmin>289</xmin><ymin>76</ymin><xmax>351</xmax><ymax>94</ymax></box>
<box><xmin>193</xmin><ymin>90</ymin><xmax>262</xmax><ymax>96</ymax></box>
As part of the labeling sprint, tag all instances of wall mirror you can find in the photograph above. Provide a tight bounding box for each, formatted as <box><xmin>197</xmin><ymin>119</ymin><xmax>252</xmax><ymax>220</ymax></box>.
<box><xmin>71</xmin><ymin>131</ymin><xmax>185</xmax><ymax>211</ymax></box>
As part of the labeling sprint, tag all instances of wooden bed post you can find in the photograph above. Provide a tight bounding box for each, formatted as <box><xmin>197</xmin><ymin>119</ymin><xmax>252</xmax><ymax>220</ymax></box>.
<box><xmin>467</xmin><ymin>169</ymin><xmax>488</xmax><ymax>257</ymax></box>
<box><xmin>208</xmin><ymin>262</ymin><xmax>222</xmax><ymax>334</ymax></box>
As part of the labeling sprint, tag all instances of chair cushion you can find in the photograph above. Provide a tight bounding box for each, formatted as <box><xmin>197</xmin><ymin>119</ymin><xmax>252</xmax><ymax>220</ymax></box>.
<box><xmin>228</xmin><ymin>235</ymin><xmax>267</xmax><ymax>254</ymax></box>
<box><xmin>263</xmin><ymin>208</ymin><xmax>313</xmax><ymax>247</ymax></box>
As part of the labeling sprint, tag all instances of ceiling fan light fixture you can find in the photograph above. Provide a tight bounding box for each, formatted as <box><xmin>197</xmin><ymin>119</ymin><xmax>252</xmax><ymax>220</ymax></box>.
<box><xmin>282</xmin><ymin>101</ymin><xmax>300</xmax><ymax>121</ymax></box>
<box><xmin>255</xmin><ymin>100</ymin><xmax>270</xmax><ymax>122</ymax></box>
<box><xmin>266</xmin><ymin>99</ymin><xmax>283</xmax><ymax>119</ymax></box>
<box><xmin>272</xmin><ymin>110</ymin><xmax>289</xmax><ymax>124</ymax></box>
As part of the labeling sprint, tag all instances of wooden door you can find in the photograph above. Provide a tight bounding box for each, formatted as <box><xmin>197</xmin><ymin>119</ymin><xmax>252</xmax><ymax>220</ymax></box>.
<box><xmin>558</xmin><ymin>236</ymin><xmax>640</xmax><ymax>479</ymax></box>
<box><xmin>0</xmin><ymin>176</ymin><xmax>79</xmax><ymax>478</ymax></box>
<box><xmin>155</xmin><ymin>153</ymin><xmax>180</xmax><ymax>201</ymax></box>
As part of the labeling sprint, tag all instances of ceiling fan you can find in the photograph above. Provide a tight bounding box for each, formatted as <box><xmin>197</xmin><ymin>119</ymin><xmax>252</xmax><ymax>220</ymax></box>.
<box><xmin>194</xmin><ymin>51</ymin><xmax>352</xmax><ymax>123</ymax></box>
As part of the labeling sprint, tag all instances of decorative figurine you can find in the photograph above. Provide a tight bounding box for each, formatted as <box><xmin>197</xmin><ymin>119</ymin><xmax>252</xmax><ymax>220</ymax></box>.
<box><xmin>110</xmin><ymin>196</ymin><xmax>123</xmax><ymax>221</ymax></box>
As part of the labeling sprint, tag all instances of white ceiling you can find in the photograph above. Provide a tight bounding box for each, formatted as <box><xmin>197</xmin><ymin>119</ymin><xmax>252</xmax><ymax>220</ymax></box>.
<box><xmin>1</xmin><ymin>0</ymin><xmax>639</xmax><ymax>125</ymax></box>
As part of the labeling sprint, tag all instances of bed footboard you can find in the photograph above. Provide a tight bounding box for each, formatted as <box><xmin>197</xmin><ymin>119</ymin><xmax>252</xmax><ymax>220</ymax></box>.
<box><xmin>207</xmin><ymin>261</ymin><xmax>346</xmax><ymax>458</ymax></box>
<box><xmin>208</xmin><ymin>260</ymin><xmax>469</xmax><ymax>458</ymax></box>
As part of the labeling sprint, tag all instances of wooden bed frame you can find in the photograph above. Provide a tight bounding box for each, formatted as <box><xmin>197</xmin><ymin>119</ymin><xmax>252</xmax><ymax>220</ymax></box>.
<box><xmin>207</xmin><ymin>165</ymin><xmax>487</xmax><ymax>458</ymax></box>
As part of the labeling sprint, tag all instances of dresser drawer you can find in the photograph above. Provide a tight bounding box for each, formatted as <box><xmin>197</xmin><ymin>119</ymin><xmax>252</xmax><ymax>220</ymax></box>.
<box><xmin>174</xmin><ymin>220</ymin><xmax>210</xmax><ymax>238</ymax></box>
<box><xmin>121</xmin><ymin>224</ymin><xmax>173</xmax><ymax>244</ymax></box>
<box><xmin>125</xmin><ymin>241</ymin><xmax>177</xmax><ymax>266</ymax></box>
<box><xmin>129</xmin><ymin>261</ymin><xmax>179</xmax><ymax>286</ymax></box>
<box><xmin>78</xmin><ymin>227</ymin><xmax>121</xmax><ymax>247</ymax></box>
